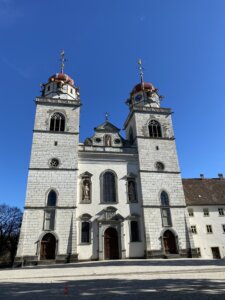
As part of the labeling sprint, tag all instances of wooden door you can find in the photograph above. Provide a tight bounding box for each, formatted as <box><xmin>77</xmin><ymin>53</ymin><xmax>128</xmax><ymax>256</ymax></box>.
<box><xmin>40</xmin><ymin>233</ymin><xmax>56</xmax><ymax>260</ymax></box>
<box><xmin>104</xmin><ymin>227</ymin><xmax>119</xmax><ymax>259</ymax></box>
<box><xmin>163</xmin><ymin>230</ymin><xmax>177</xmax><ymax>254</ymax></box>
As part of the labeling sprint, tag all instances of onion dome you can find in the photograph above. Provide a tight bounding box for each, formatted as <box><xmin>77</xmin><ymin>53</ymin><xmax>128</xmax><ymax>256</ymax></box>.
<box><xmin>132</xmin><ymin>82</ymin><xmax>156</xmax><ymax>94</ymax></box>
<box><xmin>48</xmin><ymin>73</ymin><xmax>74</xmax><ymax>86</ymax></box>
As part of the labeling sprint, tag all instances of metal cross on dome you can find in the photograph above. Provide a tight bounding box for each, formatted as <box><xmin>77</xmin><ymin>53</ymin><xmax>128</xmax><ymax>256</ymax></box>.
<box><xmin>60</xmin><ymin>50</ymin><xmax>67</xmax><ymax>74</ymax></box>
<box><xmin>138</xmin><ymin>58</ymin><xmax>144</xmax><ymax>85</ymax></box>
<box><xmin>105</xmin><ymin>112</ymin><xmax>110</xmax><ymax>121</ymax></box>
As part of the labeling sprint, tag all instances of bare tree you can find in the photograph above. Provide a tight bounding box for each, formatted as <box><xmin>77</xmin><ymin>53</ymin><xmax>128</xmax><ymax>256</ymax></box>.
<box><xmin>0</xmin><ymin>204</ymin><xmax>23</xmax><ymax>265</ymax></box>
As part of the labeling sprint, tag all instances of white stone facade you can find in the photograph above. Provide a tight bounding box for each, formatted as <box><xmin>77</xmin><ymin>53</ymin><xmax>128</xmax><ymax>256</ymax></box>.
<box><xmin>187</xmin><ymin>205</ymin><xmax>225</xmax><ymax>259</ymax></box>
<box><xmin>16</xmin><ymin>72</ymin><xmax>201</xmax><ymax>266</ymax></box>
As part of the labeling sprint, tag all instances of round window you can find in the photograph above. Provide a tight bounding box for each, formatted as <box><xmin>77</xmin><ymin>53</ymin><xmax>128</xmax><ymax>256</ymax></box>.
<box><xmin>49</xmin><ymin>158</ymin><xmax>59</xmax><ymax>168</ymax></box>
<box><xmin>155</xmin><ymin>161</ymin><xmax>165</xmax><ymax>171</ymax></box>
<box><xmin>114</xmin><ymin>138</ymin><xmax>121</xmax><ymax>144</ymax></box>
<box><xmin>95</xmin><ymin>137</ymin><xmax>101</xmax><ymax>143</ymax></box>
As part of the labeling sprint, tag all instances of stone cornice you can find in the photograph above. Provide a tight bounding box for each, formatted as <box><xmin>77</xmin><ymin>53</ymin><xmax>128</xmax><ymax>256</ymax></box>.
<box><xmin>124</xmin><ymin>107</ymin><xmax>172</xmax><ymax>129</ymax></box>
<box><xmin>36</xmin><ymin>97</ymin><xmax>81</xmax><ymax>107</ymax></box>
<box><xmin>139</xmin><ymin>170</ymin><xmax>181</xmax><ymax>174</ymax></box>
<box><xmin>29</xmin><ymin>168</ymin><xmax>78</xmax><ymax>171</ymax></box>
<box><xmin>142</xmin><ymin>205</ymin><xmax>186</xmax><ymax>208</ymax></box>
<box><xmin>136</xmin><ymin>136</ymin><xmax>175</xmax><ymax>141</ymax></box>
<box><xmin>33</xmin><ymin>130</ymin><xmax>79</xmax><ymax>135</ymax></box>
<box><xmin>24</xmin><ymin>206</ymin><xmax>77</xmax><ymax>209</ymax></box>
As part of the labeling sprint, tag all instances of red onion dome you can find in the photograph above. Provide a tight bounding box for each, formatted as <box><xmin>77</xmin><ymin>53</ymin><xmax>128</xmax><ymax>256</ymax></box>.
<box><xmin>132</xmin><ymin>82</ymin><xmax>155</xmax><ymax>93</ymax></box>
<box><xmin>48</xmin><ymin>73</ymin><xmax>74</xmax><ymax>86</ymax></box>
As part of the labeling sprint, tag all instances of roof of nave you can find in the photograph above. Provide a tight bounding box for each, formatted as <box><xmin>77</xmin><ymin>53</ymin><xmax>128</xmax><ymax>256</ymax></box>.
<box><xmin>182</xmin><ymin>178</ymin><xmax>225</xmax><ymax>205</ymax></box>
<box><xmin>94</xmin><ymin>121</ymin><xmax>120</xmax><ymax>133</ymax></box>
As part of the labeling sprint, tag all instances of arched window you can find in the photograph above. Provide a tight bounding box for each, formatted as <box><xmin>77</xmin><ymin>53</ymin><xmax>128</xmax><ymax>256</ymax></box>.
<box><xmin>50</xmin><ymin>113</ymin><xmax>65</xmax><ymax>132</ymax></box>
<box><xmin>160</xmin><ymin>191</ymin><xmax>172</xmax><ymax>227</ymax></box>
<box><xmin>81</xmin><ymin>222</ymin><xmax>90</xmax><ymax>243</ymax></box>
<box><xmin>47</xmin><ymin>190</ymin><xmax>57</xmax><ymax>206</ymax></box>
<box><xmin>161</xmin><ymin>191</ymin><xmax>169</xmax><ymax>206</ymax></box>
<box><xmin>148</xmin><ymin>120</ymin><xmax>162</xmax><ymax>138</ymax></box>
<box><xmin>103</xmin><ymin>172</ymin><xmax>117</xmax><ymax>203</ymax></box>
<box><xmin>80</xmin><ymin>214</ymin><xmax>91</xmax><ymax>244</ymax></box>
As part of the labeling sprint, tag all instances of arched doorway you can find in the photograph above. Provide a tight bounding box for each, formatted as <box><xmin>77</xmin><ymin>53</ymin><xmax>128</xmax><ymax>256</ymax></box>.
<box><xmin>163</xmin><ymin>230</ymin><xmax>178</xmax><ymax>254</ymax></box>
<box><xmin>104</xmin><ymin>227</ymin><xmax>119</xmax><ymax>259</ymax></box>
<box><xmin>40</xmin><ymin>233</ymin><xmax>56</xmax><ymax>260</ymax></box>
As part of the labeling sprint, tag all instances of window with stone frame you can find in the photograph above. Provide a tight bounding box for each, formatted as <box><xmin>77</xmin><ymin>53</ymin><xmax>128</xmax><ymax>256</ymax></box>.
<box><xmin>127</xmin><ymin>178</ymin><xmax>137</xmax><ymax>203</ymax></box>
<box><xmin>50</xmin><ymin>112</ymin><xmax>65</xmax><ymax>132</ymax></box>
<box><xmin>188</xmin><ymin>208</ymin><xmax>194</xmax><ymax>217</ymax></box>
<box><xmin>206</xmin><ymin>225</ymin><xmax>213</xmax><ymax>234</ymax></box>
<box><xmin>81</xmin><ymin>222</ymin><xmax>90</xmax><ymax>243</ymax></box>
<box><xmin>47</xmin><ymin>190</ymin><xmax>57</xmax><ymax>206</ymax></box>
<box><xmin>222</xmin><ymin>224</ymin><xmax>225</xmax><ymax>233</ymax></box>
<box><xmin>130</xmin><ymin>220</ymin><xmax>140</xmax><ymax>242</ymax></box>
<box><xmin>44</xmin><ymin>210</ymin><xmax>55</xmax><ymax>231</ymax></box>
<box><xmin>218</xmin><ymin>208</ymin><xmax>224</xmax><ymax>216</ymax></box>
<box><xmin>44</xmin><ymin>190</ymin><xmax>57</xmax><ymax>231</ymax></box>
<box><xmin>160</xmin><ymin>191</ymin><xmax>172</xmax><ymax>227</ymax></box>
<box><xmin>102</xmin><ymin>171</ymin><xmax>117</xmax><ymax>203</ymax></box>
<box><xmin>191</xmin><ymin>225</ymin><xmax>197</xmax><ymax>234</ymax></box>
<box><xmin>80</xmin><ymin>214</ymin><xmax>91</xmax><ymax>244</ymax></box>
<box><xmin>80</xmin><ymin>172</ymin><xmax>92</xmax><ymax>204</ymax></box>
<box><xmin>196</xmin><ymin>247</ymin><xmax>201</xmax><ymax>257</ymax></box>
<box><xmin>148</xmin><ymin>120</ymin><xmax>162</xmax><ymax>138</ymax></box>
<box><xmin>203</xmin><ymin>208</ymin><xmax>209</xmax><ymax>217</ymax></box>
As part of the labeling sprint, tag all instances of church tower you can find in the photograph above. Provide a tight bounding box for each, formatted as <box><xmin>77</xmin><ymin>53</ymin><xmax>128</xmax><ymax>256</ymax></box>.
<box><xmin>15</xmin><ymin>52</ymin><xmax>80</xmax><ymax>265</ymax></box>
<box><xmin>124</xmin><ymin>60</ymin><xmax>194</xmax><ymax>258</ymax></box>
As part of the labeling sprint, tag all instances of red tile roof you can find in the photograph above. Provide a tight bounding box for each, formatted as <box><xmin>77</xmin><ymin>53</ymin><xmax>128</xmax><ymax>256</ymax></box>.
<box><xmin>182</xmin><ymin>178</ymin><xmax>225</xmax><ymax>205</ymax></box>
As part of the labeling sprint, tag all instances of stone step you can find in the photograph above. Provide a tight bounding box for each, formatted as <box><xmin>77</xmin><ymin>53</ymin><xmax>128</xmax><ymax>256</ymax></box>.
<box><xmin>38</xmin><ymin>260</ymin><xmax>56</xmax><ymax>265</ymax></box>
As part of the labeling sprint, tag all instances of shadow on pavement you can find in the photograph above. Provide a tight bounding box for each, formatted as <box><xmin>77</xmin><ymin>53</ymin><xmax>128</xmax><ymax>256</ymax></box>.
<box><xmin>1</xmin><ymin>278</ymin><xmax>225</xmax><ymax>299</ymax></box>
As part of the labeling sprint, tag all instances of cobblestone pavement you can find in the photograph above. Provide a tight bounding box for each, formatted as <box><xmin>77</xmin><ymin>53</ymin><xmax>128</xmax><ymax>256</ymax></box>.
<box><xmin>0</xmin><ymin>259</ymin><xmax>225</xmax><ymax>299</ymax></box>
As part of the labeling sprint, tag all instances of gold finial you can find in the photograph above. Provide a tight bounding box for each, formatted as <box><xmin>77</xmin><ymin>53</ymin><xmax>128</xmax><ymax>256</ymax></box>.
<box><xmin>60</xmin><ymin>50</ymin><xmax>66</xmax><ymax>73</ymax></box>
<box><xmin>138</xmin><ymin>58</ymin><xmax>144</xmax><ymax>86</ymax></box>
<box><xmin>105</xmin><ymin>112</ymin><xmax>110</xmax><ymax>121</ymax></box>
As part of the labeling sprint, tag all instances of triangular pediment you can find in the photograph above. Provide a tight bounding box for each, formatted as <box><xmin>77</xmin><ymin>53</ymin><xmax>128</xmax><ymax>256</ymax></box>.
<box><xmin>94</xmin><ymin>121</ymin><xmax>120</xmax><ymax>133</ymax></box>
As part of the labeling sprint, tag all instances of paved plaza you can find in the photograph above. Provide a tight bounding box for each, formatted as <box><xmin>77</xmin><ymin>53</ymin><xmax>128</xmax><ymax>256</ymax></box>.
<box><xmin>0</xmin><ymin>259</ymin><xmax>225</xmax><ymax>299</ymax></box>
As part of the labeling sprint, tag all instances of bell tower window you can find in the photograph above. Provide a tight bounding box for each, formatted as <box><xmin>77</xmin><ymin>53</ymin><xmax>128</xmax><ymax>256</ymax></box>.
<box><xmin>148</xmin><ymin>120</ymin><xmax>162</xmax><ymax>138</ymax></box>
<box><xmin>50</xmin><ymin>113</ymin><xmax>65</xmax><ymax>132</ymax></box>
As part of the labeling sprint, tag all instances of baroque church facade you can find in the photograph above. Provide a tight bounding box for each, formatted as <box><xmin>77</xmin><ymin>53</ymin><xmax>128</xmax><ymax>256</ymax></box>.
<box><xmin>15</xmin><ymin>59</ymin><xmax>199</xmax><ymax>265</ymax></box>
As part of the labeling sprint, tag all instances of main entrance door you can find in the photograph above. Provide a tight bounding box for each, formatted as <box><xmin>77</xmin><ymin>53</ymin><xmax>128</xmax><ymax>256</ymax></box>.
<box><xmin>104</xmin><ymin>227</ymin><xmax>119</xmax><ymax>259</ymax></box>
<box><xmin>40</xmin><ymin>233</ymin><xmax>56</xmax><ymax>260</ymax></box>
<box><xmin>163</xmin><ymin>230</ymin><xmax>178</xmax><ymax>254</ymax></box>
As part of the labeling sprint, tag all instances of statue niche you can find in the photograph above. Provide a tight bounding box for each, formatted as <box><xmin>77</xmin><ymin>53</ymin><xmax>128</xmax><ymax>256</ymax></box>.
<box><xmin>80</xmin><ymin>172</ymin><xmax>92</xmax><ymax>203</ymax></box>
<box><xmin>128</xmin><ymin>179</ymin><xmax>137</xmax><ymax>203</ymax></box>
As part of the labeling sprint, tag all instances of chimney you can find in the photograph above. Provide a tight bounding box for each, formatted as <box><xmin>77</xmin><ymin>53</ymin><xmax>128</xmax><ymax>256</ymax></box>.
<box><xmin>200</xmin><ymin>174</ymin><xmax>204</xmax><ymax>179</ymax></box>
<box><xmin>218</xmin><ymin>173</ymin><xmax>224</xmax><ymax>179</ymax></box>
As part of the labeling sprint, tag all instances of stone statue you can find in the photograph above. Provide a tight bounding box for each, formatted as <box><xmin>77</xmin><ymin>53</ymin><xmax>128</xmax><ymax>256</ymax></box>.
<box><xmin>128</xmin><ymin>181</ymin><xmax>136</xmax><ymax>202</ymax></box>
<box><xmin>82</xmin><ymin>182</ymin><xmax>90</xmax><ymax>200</ymax></box>
<box><xmin>105</xmin><ymin>135</ymin><xmax>111</xmax><ymax>147</ymax></box>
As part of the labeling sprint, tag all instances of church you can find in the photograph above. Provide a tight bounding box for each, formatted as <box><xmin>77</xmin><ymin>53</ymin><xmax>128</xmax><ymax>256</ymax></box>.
<box><xmin>15</xmin><ymin>55</ymin><xmax>225</xmax><ymax>265</ymax></box>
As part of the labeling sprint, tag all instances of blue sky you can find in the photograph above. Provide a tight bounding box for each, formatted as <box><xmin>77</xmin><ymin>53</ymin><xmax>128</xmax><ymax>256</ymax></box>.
<box><xmin>1</xmin><ymin>0</ymin><xmax>225</xmax><ymax>209</ymax></box>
